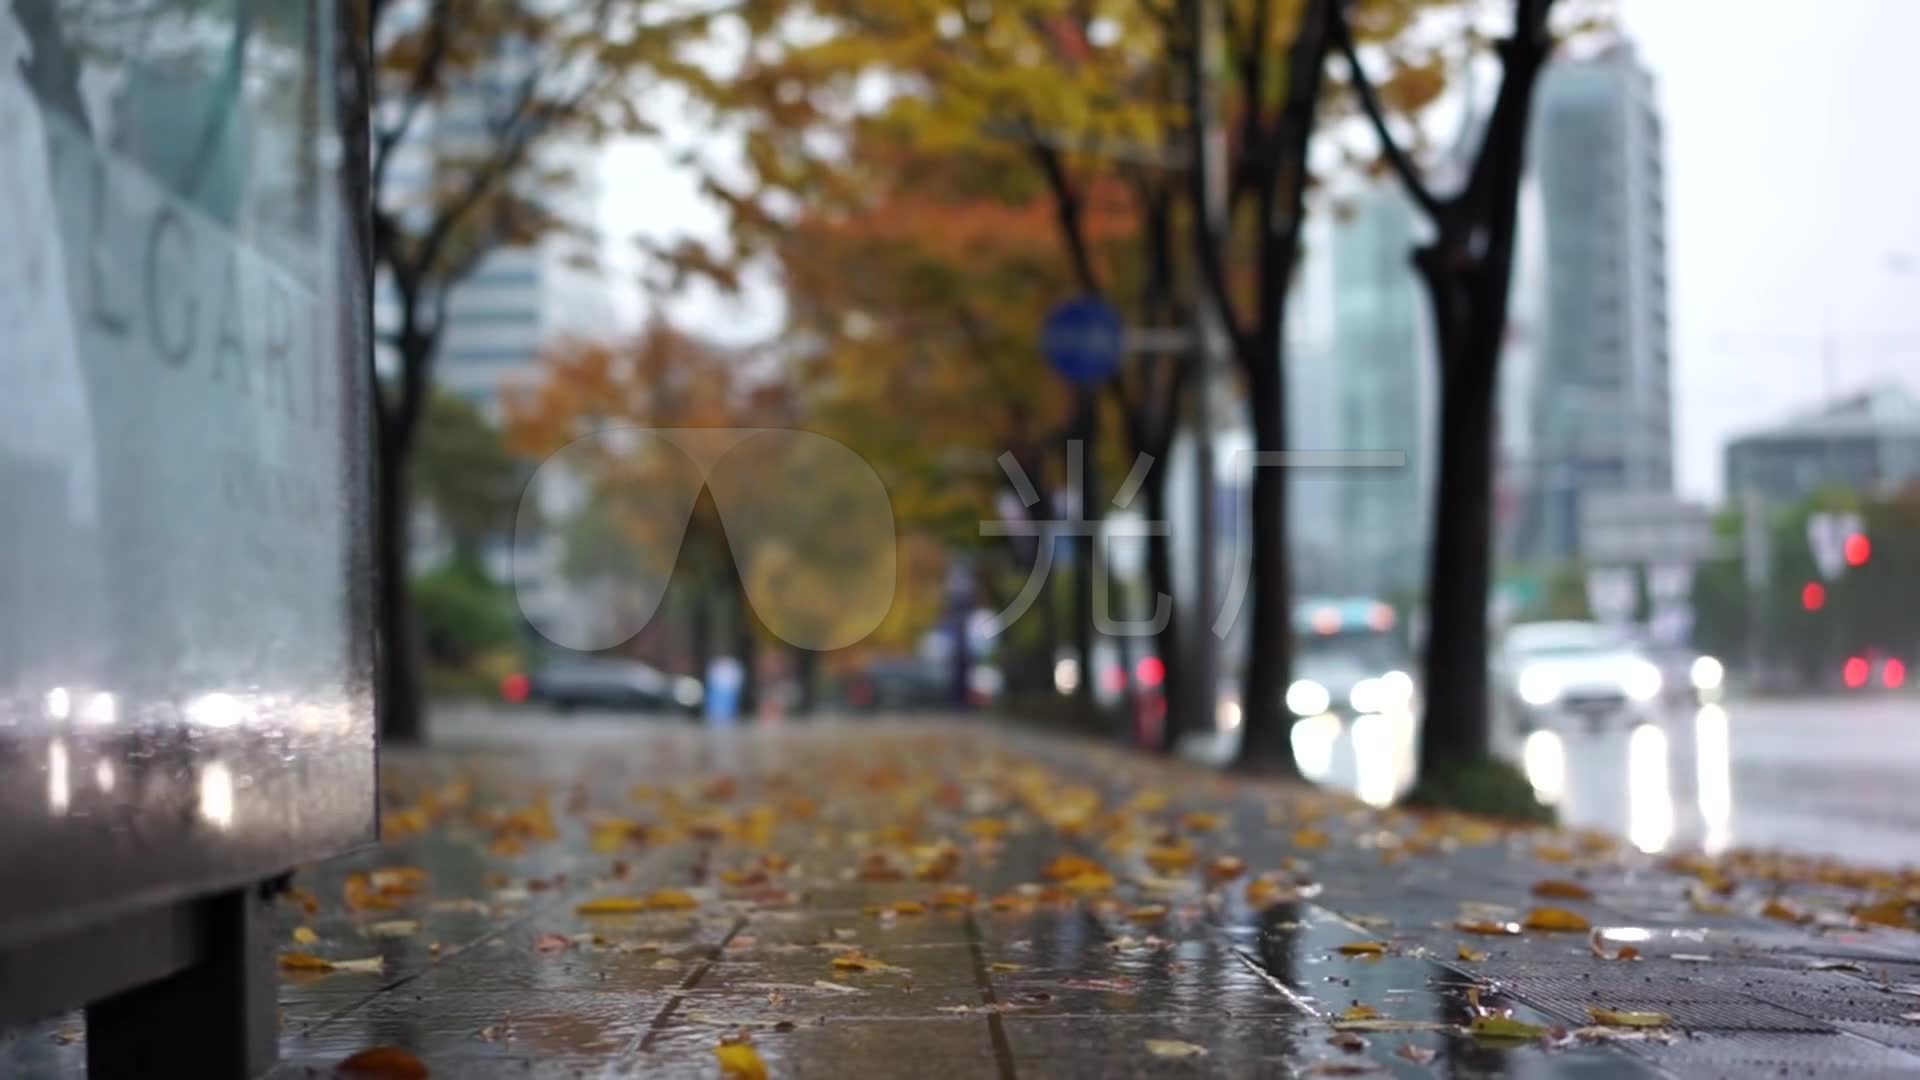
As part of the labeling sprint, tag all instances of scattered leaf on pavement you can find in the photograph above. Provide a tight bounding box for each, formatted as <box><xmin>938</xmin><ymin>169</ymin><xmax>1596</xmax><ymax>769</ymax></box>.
<box><xmin>534</xmin><ymin>933</ymin><xmax>574</xmax><ymax>953</ymax></box>
<box><xmin>292</xmin><ymin>926</ymin><xmax>318</xmax><ymax>946</ymax></box>
<box><xmin>1337</xmin><ymin>941</ymin><xmax>1389</xmax><ymax>956</ymax></box>
<box><xmin>1458</xmin><ymin>944</ymin><xmax>1488</xmax><ymax>962</ymax></box>
<box><xmin>1531</xmin><ymin>878</ymin><xmax>1594</xmax><ymax>900</ymax></box>
<box><xmin>1522</xmin><ymin>906</ymin><xmax>1591</xmax><ymax>932</ymax></box>
<box><xmin>812</xmin><ymin>980</ymin><xmax>863</xmax><ymax>994</ymax></box>
<box><xmin>1292</xmin><ymin>828</ymin><xmax>1329</xmax><ymax>851</ymax></box>
<box><xmin>279</xmin><ymin>951</ymin><xmax>334</xmax><ymax>972</ymax></box>
<box><xmin>368</xmin><ymin>920</ymin><xmax>420</xmax><ymax>938</ymax></box>
<box><xmin>713</xmin><ymin>1040</ymin><xmax>768</xmax><ymax>1080</ymax></box>
<box><xmin>1396</xmin><ymin>1043</ymin><xmax>1438</xmax><ymax>1064</ymax></box>
<box><xmin>1208</xmin><ymin>855</ymin><xmax>1247</xmax><ymax>881</ymax></box>
<box><xmin>1143</xmin><ymin>1039</ymin><xmax>1208</xmax><ymax>1059</ymax></box>
<box><xmin>1340</xmin><ymin>1003</ymin><xmax>1381</xmax><ymax>1021</ymax></box>
<box><xmin>1328</xmin><ymin>1031</ymin><xmax>1369</xmax><ymax>1053</ymax></box>
<box><xmin>1454</xmin><ymin>918</ymin><xmax>1521</xmax><ymax>936</ymax></box>
<box><xmin>1586</xmin><ymin>1007</ymin><xmax>1671</xmax><ymax>1028</ymax></box>
<box><xmin>336</xmin><ymin>1046</ymin><xmax>429</xmax><ymax>1078</ymax></box>
<box><xmin>332</xmin><ymin>956</ymin><xmax>386</xmax><ymax>974</ymax></box>
<box><xmin>1467</xmin><ymin>1014</ymin><xmax>1550</xmax><ymax>1042</ymax></box>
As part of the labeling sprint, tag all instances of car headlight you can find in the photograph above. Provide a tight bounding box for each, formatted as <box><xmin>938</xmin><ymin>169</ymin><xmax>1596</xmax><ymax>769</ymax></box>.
<box><xmin>1689</xmin><ymin>655</ymin><xmax>1724</xmax><ymax>692</ymax></box>
<box><xmin>1379</xmin><ymin>669</ymin><xmax>1416</xmax><ymax>707</ymax></box>
<box><xmin>1624</xmin><ymin>659</ymin><xmax>1664</xmax><ymax>702</ymax></box>
<box><xmin>1286</xmin><ymin>679</ymin><xmax>1331</xmax><ymax>717</ymax></box>
<box><xmin>1215</xmin><ymin>697</ymin><xmax>1243</xmax><ymax>731</ymax></box>
<box><xmin>1348</xmin><ymin>677</ymin><xmax>1380</xmax><ymax>713</ymax></box>
<box><xmin>1517</xmin><ymin>666</ymin><xmax>1562</xmax><ymax>707</ymax></box>
<box><xmin>673</xmin><ymin>677</ymin><xmax>704</xmax><ymax>708</ymax></box>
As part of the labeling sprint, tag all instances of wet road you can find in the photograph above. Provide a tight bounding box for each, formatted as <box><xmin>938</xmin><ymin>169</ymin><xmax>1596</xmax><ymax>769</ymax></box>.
<box><xmin>1269</xmin><ymin>694</ymin><xmax>1920</xmax><ymax>866</ymax></box>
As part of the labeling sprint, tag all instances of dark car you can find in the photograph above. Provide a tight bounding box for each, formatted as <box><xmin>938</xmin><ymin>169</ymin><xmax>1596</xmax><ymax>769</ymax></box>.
<box><xmin>844</xmin><ymin>656</ymin><xmax>953</xmax><ymax>711</ymax></box>
<box><xmin>507</xmin><ymin>658</ymin><xmax>702</xmax><ymax>716</ymax></box>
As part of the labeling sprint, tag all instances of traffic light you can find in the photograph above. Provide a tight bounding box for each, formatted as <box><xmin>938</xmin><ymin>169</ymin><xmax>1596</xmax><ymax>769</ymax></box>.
<box><xmin>1844</xmin><ymin>532</ymin><xmax>1871</xmax><ymax>567</ymax></box>
<box><xmin>1843</xmin><ymin>656</ymin><xmax>1870</xmax><ymax>689</ymax></box>
<box><xmin>1801</xmin><ymin>581</ymin><xmax>1826</xmax><ymax>611</ymax></box>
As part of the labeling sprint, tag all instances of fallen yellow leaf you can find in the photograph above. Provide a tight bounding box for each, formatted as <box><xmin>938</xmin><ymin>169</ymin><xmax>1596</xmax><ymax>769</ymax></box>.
<box><xmin>928</xmin><ymin>886</ymin><xmax>978</xmax><ymax>909</ymax></box>
<box><xmin>1292</xmin><ymin>828</ymin><xmax>1329</xmax><ymax>851</ymax></box>
<box><xmin>336</xmin><ymin>1046</ymin><xmax>429</xmax><ymax>1078</ymax></box>
<box><xmin>1060</xmin><ymin>869</ymin><xmax>1116</xmax><ymax>895</ymax></box>
<box><xmin>278</xmin><ymin>951</ymin><xmax>334</xmax><ymax>972</ymax></box>
<box><xmin>1531</xmin><ymin>878</ymin><xmax>1594</xmax><ymax>901</ymax></box>
<box><xmin>1467</xmin><ymin>1014</ymin><xmax>1549</xmax><ymax>1042</ymax></box>
<box><xmin>1126</xmin><ymin>903</ymin><xmax>1170</xmax><ymax>924</ymax></box>
<box><xmin>1208</xmin><ymin>855</ymin><xmax>1247</xmax><ymax>882</ymax></box>
<box><xmin>1522</xmin><ymin>906</ymin><xmax>1591</xmax><ymax>932</ymax></box>
<box><xmin>292</xmin><ymin>926</ymin><xmax>319</xmax><ymax>946</ymax></box>
<box><xmin>1454</xmin><ymin>918</ymin><xmax>1521</xmax><ymax>936</ymax></box>
<box><xmin>1142</xmin><ymin>1038</ymin><xmax>1208</xmax><ymax>1059</ymax></box>
<box><xmin>1457</xmin><ymin>944</ymin><xmax>1488</xmax><ymax>962</ymax></box>
<box><xmin>1143</xmin><ymin>843</ymin><xmax>1195</xmax><ymax>873</ymax></box>
<box><xmin>963</xmin><ymin>817</ymin><xmax>1009</xmax><ymax>839</ymax></box>
<box><xmin>1341</xmin><ymin>1003</ymin><xmax>1381</xmax><ymax>1021</ymax></box>
<box><xmin>1180</xmin><ymin>811</ymin><xmax>1225</xmax><ymax>833</ymax></box>
<box><xmin>1337</xmin><ymin>941</ymin><xmax>1389</xmax><ymax>956</ymax></box>
<box><xmin>1044</xmin><ymin>853</ymin><xmax>1105</xmax><ymax>881</ymax></box>
<box><xmin>575</xmin><ymin>890</ymin><xmax>698</xmax><ymax>915</ymax></box>
<box><xmin>713</xmin><ymin>1041</ymin><xmax>768</xmax><ymax>1080</ymax></box>
<box><xmin>831</xmin><ymin>951</ymin><xmax>885</xmax><ymax>972</ymax></box>
<box><xmin>1761</xmin><ymin>897</ymin><xmax>1808</xmax><ymax>924</ymax></box>
<box><xmin>1586</xmin><ymin>1007</ymin><xmax>1671</xmax><ymax>1028</ymax></box>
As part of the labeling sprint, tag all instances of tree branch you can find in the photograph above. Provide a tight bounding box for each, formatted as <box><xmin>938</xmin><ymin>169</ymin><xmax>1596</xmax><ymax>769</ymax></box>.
<box><xmin>1181</xmin><ymin>0</ymin><xmax>1250</xmax><ymax>354</ymax></box>
<box><xmin>1331</xmin><ymin>0</ymin><xmax>1442</xmax><ymax>220</ymax></box>
<box><xmin>370</xmin><ymin>0</ymin><xmax>456</xmax><ymax>200</ymax></box>
<box><xmin>1025</xmin><ymin>122</ymin><xmax>1104</xmax><ymax>296</ymax></box>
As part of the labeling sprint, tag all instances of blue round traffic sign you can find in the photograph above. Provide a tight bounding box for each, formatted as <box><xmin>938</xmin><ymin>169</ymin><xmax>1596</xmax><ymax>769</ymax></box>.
<box><xmin>1042</xmin><ymin>297</ymin><xmax>1123</xmax><ymax>385</ymax></box>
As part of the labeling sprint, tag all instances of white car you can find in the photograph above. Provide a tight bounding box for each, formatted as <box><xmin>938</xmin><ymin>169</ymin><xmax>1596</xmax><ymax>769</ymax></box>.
<box><xmin>1496</xmin><ymin>621</ymin><xmax>1666</xmax><ymax>730</ymax></box>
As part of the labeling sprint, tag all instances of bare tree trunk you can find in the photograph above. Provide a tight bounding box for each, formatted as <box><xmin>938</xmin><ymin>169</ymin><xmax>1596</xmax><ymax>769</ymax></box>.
<box><xmin>1237</xmin><ymin>353</ymin><xmax>1297</xmax><ymax>771</ymax></box>
<box><xmin>1415</xmin><ymin>290</ymin><xmax>1498</xmax><ymax>766</ymax></box>
<box><xmin>375</xmin><ymin>438</ymin><xmax>424</xmax><ymax>743</ymax></box>
<box><xmin>1144</xmin><ymin>462</ymin><xmax>1182</xmax><ymax>751</ymax></box>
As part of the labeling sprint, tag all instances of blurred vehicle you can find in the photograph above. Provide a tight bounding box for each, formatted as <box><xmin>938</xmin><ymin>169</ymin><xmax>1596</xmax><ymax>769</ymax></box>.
<box><xmin>1496</xmin><ymin>621</ymin><xmax>1664</xmax><ymax>731</ymax></box>
<box><xmin>1284</xmin><ymin>597</ymin><xmax>1418</xmax><ymax>720</ymax></box>
<box><xmin>845</xmin><ymin>656</ymin><xmax>949</xmax><ymax>710</ymax></box>
<box><xmin>503</xmin><ymin>657</ymin><xmax>702</xmax><ymax>716</ymax></box>
<box><xmin>1638</xmin><ymin>643</ymin><xmax>1726</xmax><ymax>705</ymax></box>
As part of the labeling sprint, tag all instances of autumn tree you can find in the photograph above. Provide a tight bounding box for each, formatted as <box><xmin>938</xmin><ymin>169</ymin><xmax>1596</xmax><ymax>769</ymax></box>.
<box><xmin>1332</xmin><ymin>0</ymin><xmax>1604</xmax><ymax>782</ymax></box>
<box><xmin>679</xmin><ymin>0</ymin><xmax>1455</xmax><ymax>761</ymax></box>
<box><xmin>366</xmin><ymin>0</ymin><xmax>720</xmax><ymax>740</ymax></box>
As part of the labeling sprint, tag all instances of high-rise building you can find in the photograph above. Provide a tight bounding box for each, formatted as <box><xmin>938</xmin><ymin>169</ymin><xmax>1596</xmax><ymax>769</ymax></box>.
<box><xmin>1513</xmin><ymin>39</ymin><xmax>1673</xmax><ymax>561</ymax></box>
<box><xmin>372</xmin><ymin>31</ymin><xmax>613</xmax><ymax>420</ymax></box>
<box><xmin>1280</xmin><ymin>186</ymin><xmax>1435</xmax><ymax>596</ymax></box>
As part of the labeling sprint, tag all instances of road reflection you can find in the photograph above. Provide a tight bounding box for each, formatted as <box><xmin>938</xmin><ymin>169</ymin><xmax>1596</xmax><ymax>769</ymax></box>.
<box><xmin>1284</xmin><ymin>703</ymin><xmax>1738</xmax><ymax>853</ymax></box>
<box><xmin>1626</xmin><ymin>723</ymin><xmax>1673</xmax><ymax>853</ymax></box>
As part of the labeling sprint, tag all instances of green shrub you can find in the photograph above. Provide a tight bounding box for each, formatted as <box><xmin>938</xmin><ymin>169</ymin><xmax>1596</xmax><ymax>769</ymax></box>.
<box><xmin>412</xmin><ymin>559</ymin><xmax>519</xmax><ymax>669</ymax></box>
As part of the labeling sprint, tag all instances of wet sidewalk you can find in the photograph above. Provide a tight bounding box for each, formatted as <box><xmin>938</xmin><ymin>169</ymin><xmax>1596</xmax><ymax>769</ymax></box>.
<box><xmin>6</xmin><ymin>716</ymin><xmax>1919</xmax><ymax>1077</ymax></box>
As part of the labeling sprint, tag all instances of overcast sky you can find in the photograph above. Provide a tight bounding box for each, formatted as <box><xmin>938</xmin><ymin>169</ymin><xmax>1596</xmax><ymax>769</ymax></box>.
<box><xmin>601</xmin><ymin>1</ymin><xmax>1920</xmax><ymax>502</ymax></box>
<box><xmin>1622</xmin><ymin>0</ymin><xmax>1920</xmax><ymax>497</ymax></box>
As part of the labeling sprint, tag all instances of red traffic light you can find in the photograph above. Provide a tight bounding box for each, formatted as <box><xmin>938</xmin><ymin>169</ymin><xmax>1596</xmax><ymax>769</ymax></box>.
<box><xmin>1844</xmin><ymin>533</ymin><xmax>1871</xmax><ymax>567</ymax></box>
<box><xmin>1885</xmin><ymin>658</ymin><xmax>1908</xmax><ymax>689</ymax></box>
<box><xmin>1843</xmin><ymin>656</ymin><xmax>1870</xmax><ymax>689</ymax></box>
<box><xmin>1801</xmin><ymin>581</ymin><xmax>1826</xmax><ymax>611</ymax></box>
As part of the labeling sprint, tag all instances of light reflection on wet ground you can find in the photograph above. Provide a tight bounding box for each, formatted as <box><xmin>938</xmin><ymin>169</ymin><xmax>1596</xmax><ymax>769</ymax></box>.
<box><xmin>1201</xmin><ymin>693</ymin><xmax>1917</xmax><ymax>865</ymax></box>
